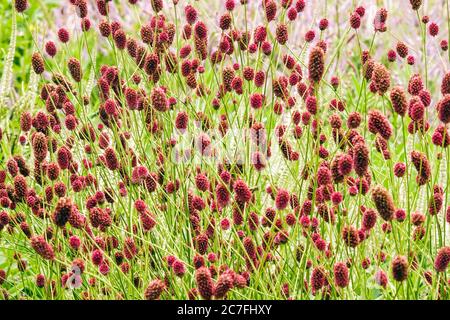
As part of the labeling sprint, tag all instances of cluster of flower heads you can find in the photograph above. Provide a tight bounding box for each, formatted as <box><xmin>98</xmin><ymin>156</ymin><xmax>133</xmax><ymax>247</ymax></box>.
<box><xmin>1</xmin><ymin>0</ymin><xmax>450</xmax><ymax>300</ymax></box>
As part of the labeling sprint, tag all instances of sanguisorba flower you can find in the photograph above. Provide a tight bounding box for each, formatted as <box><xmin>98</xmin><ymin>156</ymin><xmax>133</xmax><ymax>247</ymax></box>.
<box><xmin>349</xmin><ymin>12</ymin><xmax>361</xmax><ymax>29</ymax></box>
<box><xmin>310</xmin><ymin>266</ymin><xmax>327</xmax><ymax>293</ymax></box>
<box><xmin>374</xmin><ymin>269</ymin><xmax>388</xmax><ymax>288</ymax></box>
<box><xmin>52</xmin><ymin>197</ymin><xmax>73</xmax><ymax>227</ymax></box>
<box><xmin>371</xmin><ymin>62</ymin><xmax>390</xmax><ymax>95</ymax></box>
<box><xmin>391</xmin><ymin>255</ymin><xmax>408</xmax><ymax>282</ymax></box>
<box><xmin>275</xmin><ymin>188</ymin><xmax>290</xmax><ymax>210</ymax></box>
<box><xmin>30</xmin><ymin>235</ymin><xmax>55</xmax><ymax>260</ymax></box>
<box><xmin>144</xmin><ymin>279</ymin><xmax>165</xmax><ymax>300</ymax></box>
<box><xmin>214</xmin><ymin>272</ymin><xmax>234</xmax><ymax>299</ymax></box>
<box><xmin>233</xmin><ymin>179</ymin><xmax>252</xmax><ymax>204</ymax></box>
<box><xmin>362</xmin><ymin>208</ymin><xmax>377</xmax><ymax>230</ymax></box>
<box><xmin>437</xmin><ymin>95</ymin><xmax>450</xmax><ymax>124</ymax></box>
<box><xmin>31</xmin><ymin>52</ymin><xmax>45</xmax><ymax>74</ymax></box>
<box><xmin>368</xmin><ymin>110</ymin><xmax>392</xmax><ymax>140</ymax></box>
<box><xmin>308</xmin><ymin>46</ymin><xmax>325</xmax><ymax>84</ymax></box>
<box><xmin>390</xmin><ymin>86</ymin><xmax>407</xmax><ymax>116</ymax></box>
<box><xmin>441</xmin><ymin>72</ymin><xmax>450</xmax><ymax>95</ymax></box>
<box><xmin>13</xmin><ymin>174</ymin><xmax>27</xmax><ymax>200</ymax></box>
<box><xmin>342</xmin><ymin>225</ymin><xmax>359</xmax><ymax>248</ymax></box>
<box><xmin>434</xmin><ymin>247</ymin><xmax>450</xmax><ymax>272</ymax></box>
<box><xmin>32</xmin><ymin>132</ymin><xmax>48</xmax><ymax>161</ymax></box>
<box><xmin>68</xmin><ymin>58</ymin><xmax>82</xmax><ymax>82</ymax></box>
<box><xmin>275</xmin><ymin>24</ymin><xmax>288</xmax><ymax>45</ymax></box>
<box><xmin>410</xmin><ymin>150</ymin><xmax>431</xmax><ymax>185</ymax></box>
<box><xmin>104</xmin><ymin>147</ymin><xmax>119</xmax><ymax>171</ymax></box>
<box><xmin>396</xmin><ymin>41</ymin><xmax>409</xmax><ymax>58</ymax></box>
<box><xmin>333</xmin><ymin>262</ymin><xmax>349</xmax><ymax>288</ymax></box>
<box><xmin>15</xmin><ymin>0</ymin><xmax>29</xmax><ymax>12</ymax></box>
<box><xmin>151</xmin><ymin>87</ymin><xmax>168</xmax><ymax>112</ymax></box>
<box><xmin>45</xmin><ymin>41</ymin><xmax>57</xmax><ymax>57</ymax></box>
<box><xmin>195</xmin><ymin>267</ymin><xmax>214</xmax><ymax>300</ymax></box>
<box><xmin>264</xmin><ymin>1</ymin><xmax>277</xmax><ymax>22</ymax></box>
<box><xmin>372</xmin><ymin>185</ymin><xmax>395</xmax><ymax>221</ymax></box>
<box><xmin>113</xmin><ymin>29</ymin><xmax>127</xmax><ymax>50</ymax></box>
<box><xmin>352</xmin><ymin>142</ymin><xmax>369</xmax><ymax>177</ymax></box>
<box><xmin>58</xmin><ymin>28</ymin><xmax>70</xmax><ymax>43</ymax></box>
<box><xmin>409</xmin><ymin>0</ymin><xmax>422</xmax><ymax>10</ymax></box>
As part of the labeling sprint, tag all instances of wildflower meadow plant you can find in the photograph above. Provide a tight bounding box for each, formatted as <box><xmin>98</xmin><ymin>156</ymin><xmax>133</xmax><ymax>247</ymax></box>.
<box><xmin>0</xmin><ymin>0</ymin><xmax>450</xmax><ymax>301</ymax></box>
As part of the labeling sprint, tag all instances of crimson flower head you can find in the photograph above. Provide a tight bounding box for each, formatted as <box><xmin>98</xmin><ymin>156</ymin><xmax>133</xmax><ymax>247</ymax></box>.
<box><xmin>275</xmin><ymin>188</ymin><xmax>290</xmax><ymax>210</ymax></box>
<box><xmin>31</xmin><ymin>235</ymin><xmax>55</xmax><ymax>260</ymax></box>
<box><xmin>233</xmin><ymin>179</ymin><xmax>252</xmax><ymax>204</ymax></box>
<box><xmin>391</xmin><ymin>255</ymin><xmax>408</xmax><ymax>282</ymax></box>
<box><xmin>31</xmin><ymin>53</ymin><xmax>45</xmax><ymax>74</ymax></box>
<box><xmin>195</xmin><ymin>267</ymin><xmax>214</xmax><ymax>300</ymax></box>
<box><xmin>58</xmin><ymin>28</ymin><xmax>70</xmax><ymax>43</ymax></box>
<box><xmin>144</xmin><ymin>279</ymin><xmax>165</xmax><ymax>300</ymax></box>
<box><xmin>15</xmin><ymin>0</ymin><xmax>29</xmax><ymax>12</ymax></box>
<box><xmin>308</xmin><ymin>46</ymin><xmax>324</xmax><ymax>83</ymax></box>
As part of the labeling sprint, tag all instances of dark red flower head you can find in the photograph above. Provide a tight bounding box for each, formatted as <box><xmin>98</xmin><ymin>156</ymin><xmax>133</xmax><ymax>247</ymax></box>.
<box><xmin>113</xmin><ymin>29</ymin><xmax>127</xmax><ymax>50</ymax></box>
<box><xmin>144</xmin><ymin>279</ymin><xmax>165</xmax><ymax>300</ymax></box>
<box><xmin>372</xmin><ymin>185</ymin><xmax>395</xmax><ymax>221</ymax></box>
<box><xmin>58</xmin><ymin>28</ymin><xmax>70</xmax><ymax>43</ymax></box>
<box><xmin>68</xmin><ymin>58</ymin><xmax>82</xmax><ymax>82</ymax></box>
<box><xmin>195</xmin><ymin>267</ymin><xmax>214</xmax><ymax>300</ymax></box>
<box><xmin>308</xmin><ymin>46</ymin><xmax>325</xmax><ymax>83</ymax></box>
<box><xmin>390</xmin><ymin>86</ymin><xmax>407</xmax><ymax>116</ymax></box>
<box><xmin>391</xmin><ymin>255</ymin><xmax>408</xmax><ymax>282</ymax></box>
<box><xmin>434</xmin><ymin>247</ymin><xmax>450</xmax><ymax>272</ymax></box>
<box><xmin>409</xmin><ymin>0</ymin><xmax>422</xmax><ymax>10</ymax></box>
<box><xmin>438</xmin><ymin>95</ymin><xmax>450</xmax><ymax>123</ymax></box>
<box><xmin>275</xmin><ymin>188</ymin><xmax>290</xmax><ymax>210</ymax></box>
<box><xmin>185</xmin><ymin>5</ymin><xmax>198</xmax><ymax>25</ymax></box>
<box><xmin>31</xmin><ymin>52</ymin><xmax>45</xmax><ymax>74</ymax></box>
<box><xmin>233</xmin><ymin>179</ymin><xmax>252</xmax><ymax>204</ymax></box>
<box><xmin>333</xmin><ymin>262</ymin><xmax>349</xmax><ymax>288</ymax></box>
<box><xmin>31</xmin><ymin>235</ymin><xmax>55</xmax><ymax>260</ymax></box>
<box><xmin>276</xmin><ymin>24</ymin><xmax>288</xmax><ymax>45</ymax></box>
<box><xmin>15</xmin><ymin>0</ymin><xmax>29</xmax><ymax>12</ymax></box>
<box><xmin>151</xmin><ymin>87</ymin><xmax>168</xmax><ymax>112</ymax></box>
